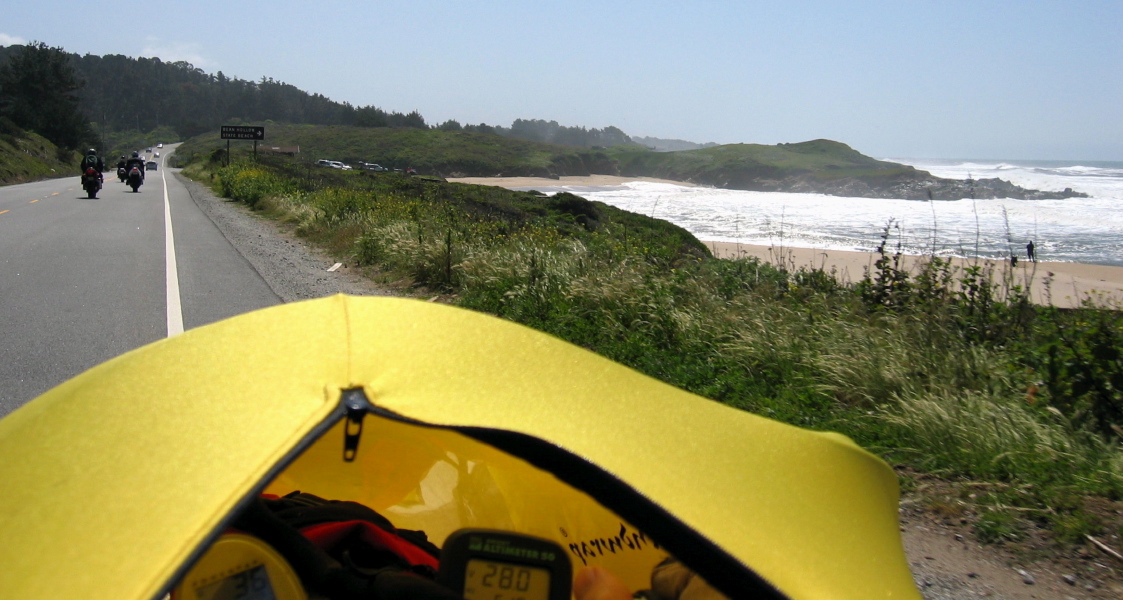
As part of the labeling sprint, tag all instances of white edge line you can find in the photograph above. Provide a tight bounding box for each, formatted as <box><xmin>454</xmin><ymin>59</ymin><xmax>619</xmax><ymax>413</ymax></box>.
<box><xmin>163</xmin><ymin>159</ymin><xmax>184</xmax><ymax>336</ymax></box>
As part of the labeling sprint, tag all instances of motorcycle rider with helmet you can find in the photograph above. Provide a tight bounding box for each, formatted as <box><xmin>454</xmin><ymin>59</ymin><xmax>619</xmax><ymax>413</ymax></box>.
<box><xmin>115</xmin><ymin>155</ymin><xmax>128</xmax><ymax>182</ymax></box>
<box><xmin>124</xmin><ymin>151</ymin><xmax>147</xmax><ymax>182</ymax></box>
<box><xmin>79</xmin><ymin>149</ymin><xmax>105</xmax><ymax>184</ymax></box>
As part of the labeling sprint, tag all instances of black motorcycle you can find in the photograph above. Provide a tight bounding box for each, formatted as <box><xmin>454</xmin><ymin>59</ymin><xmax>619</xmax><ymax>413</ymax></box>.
<box><xmin>127</xmin><ymin>166</ymin><xmax>144</xmax><ymax>193</ymax></box>
<box><xmin>117</xmin><ymin>166</ymin><xmax>127</xmax><ymax>182</ymax></box>
<box><xmin>81</xmin><ymin>168</ymin><xmax>102</xmax><ymax>199</ymax></box>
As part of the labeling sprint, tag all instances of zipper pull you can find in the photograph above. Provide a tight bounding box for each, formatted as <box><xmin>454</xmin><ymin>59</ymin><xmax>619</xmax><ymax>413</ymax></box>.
<box><xmin>341</xmin><ymin>388</ymin><xmax>368</xmax><ymax>462</ymax></box>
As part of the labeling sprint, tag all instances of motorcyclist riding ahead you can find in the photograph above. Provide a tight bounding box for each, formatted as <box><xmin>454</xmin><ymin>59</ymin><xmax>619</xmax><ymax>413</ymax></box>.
<box><xmin>80</xmin><ymin>149</ymin><xmax>105</xmax><ymax>183</ymax></box>
<box><xmin>124</xmin><ymin>151</ymin><xmax>146</xmax><ymax>181</ymax></box>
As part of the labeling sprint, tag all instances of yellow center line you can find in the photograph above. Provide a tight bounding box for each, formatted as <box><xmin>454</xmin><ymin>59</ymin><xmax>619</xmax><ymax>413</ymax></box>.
<box><xmin>0</xmin><ymin>210</ymin><xmax>9</xmax><ymax>215</ymax></box>
<box><xmin>30</xmin><ymin>199</ymin><xmax>39</xmax><ymax>204</ymax></box>
<box><xmin>51</xmin><ymin>192</ymin><xmax>59</xmax><ymax>196</ymax></box>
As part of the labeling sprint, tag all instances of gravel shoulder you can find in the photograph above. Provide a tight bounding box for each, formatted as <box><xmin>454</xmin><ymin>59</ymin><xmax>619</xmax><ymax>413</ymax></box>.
<box><xmin>176</xmin><ymin>169</ymin><xmax>1123</xmax><ymax>600</ymax></box>
<box><xmin>900</xmin><ymin>470</ymin><xmax>1123</xmax><ymax>600</ymax></box>
<box><xmin>176</xmin><ymin>170</ymin><xmax>394</xmax><ymax>302</ymax></box>
<box><xmin>901</xmin><ymin>506</ymin><xmax>1109</xmax><ymax>599</ymax></box>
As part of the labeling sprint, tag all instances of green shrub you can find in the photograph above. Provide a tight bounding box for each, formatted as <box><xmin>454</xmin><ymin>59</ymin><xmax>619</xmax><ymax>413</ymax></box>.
<box><xmin>1023</xmin><ymin>307</ymin><xmax>1123</xmax><ymax>439</ymax></box>
<box><xmin>214</xmin><ymin>163</ymin><xmax>294</xmax><ymax>207</ymax></box>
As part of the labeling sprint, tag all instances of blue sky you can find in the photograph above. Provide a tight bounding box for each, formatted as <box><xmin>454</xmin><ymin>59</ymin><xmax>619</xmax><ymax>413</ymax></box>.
<box><xmin>3</xmin><ymin>1</ymin><xmax>1120</xmax><ymax>160</ymax></box>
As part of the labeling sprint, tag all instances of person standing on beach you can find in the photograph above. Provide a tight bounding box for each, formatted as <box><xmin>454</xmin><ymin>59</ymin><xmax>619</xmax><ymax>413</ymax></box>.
<box><xmin>1027</xmin><ymin>240</ymin><xmax>1036</xmax><ymax>262</ymax></box>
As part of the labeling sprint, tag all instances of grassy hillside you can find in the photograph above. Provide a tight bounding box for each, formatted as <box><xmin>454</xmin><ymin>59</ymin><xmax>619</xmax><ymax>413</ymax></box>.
<box><xmin>174</xmin><ymin>124</ymin><xmax>618</xmax><ymax>178</ymax></box>
<box><xmin>608</xmin><ymin>139</ymin><xmax>919</xmax><ymax>188</ymax></box>
<box><xmin>176</xmin><ymin>126</ymin><xmax>904</xmax><ymax>185</ymax></box>
<box><xmin>175</xmin><ymin>125</ymin><xmax>1078</xmax><ymax>199</ymax></box>
<box><xmin>0</xmin><ymin>118</ymin><xmax>82</xmax><ymax>185</ymax></box>
<box><xmin>183</xmin><ymin>151</ymin><xmax>709</xmax><ymax>267</ymax></box>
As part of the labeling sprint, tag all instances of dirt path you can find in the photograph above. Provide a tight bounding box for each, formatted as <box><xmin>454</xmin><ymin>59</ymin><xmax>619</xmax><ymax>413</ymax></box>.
<box><xmin>901</xmin><ymin>500</ymin><xmax>1123</xmax><ymax>599</ymax></box>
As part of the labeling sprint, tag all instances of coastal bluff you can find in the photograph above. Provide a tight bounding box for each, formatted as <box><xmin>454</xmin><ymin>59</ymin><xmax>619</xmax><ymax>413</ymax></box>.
<box><xmin>171</xmin><ymin>126</ymin><xmax>1086</xmax><ymax>201</ymax></box>
<box><xmin>610</xmin><ymin>139</ymin><xmax>1087</xmax><ymax>200</ymax></box>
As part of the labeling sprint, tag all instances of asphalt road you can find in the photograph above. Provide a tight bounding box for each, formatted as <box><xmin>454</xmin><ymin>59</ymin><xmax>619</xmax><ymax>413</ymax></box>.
<box><xmin>0</xmin><ymin>146</ymin><xmax>281</xmax><ymax>416</ymax></box>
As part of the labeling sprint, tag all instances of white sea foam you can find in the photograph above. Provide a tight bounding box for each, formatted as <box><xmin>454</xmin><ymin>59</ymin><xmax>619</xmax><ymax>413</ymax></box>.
<box><xmin>519</xmin><ymin>159</ymin><xmax>1123</xmax><ymax>266</ymax></box>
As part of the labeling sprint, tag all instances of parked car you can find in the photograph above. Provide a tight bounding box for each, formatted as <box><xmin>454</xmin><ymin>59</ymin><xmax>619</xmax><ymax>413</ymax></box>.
<box><xmin>361</xmin><ymin>163</ymin><xmax>386</xmax><ymax>172</ymax></box>
<box><xmin>146</xmin><ymin>161</ymin><xmax>158</xmax><ymax>171</ymax></box>
<box><xmin>316</xmin><ymin>159</ymin><xmax>333</xmax><ymax>168</ymax></box>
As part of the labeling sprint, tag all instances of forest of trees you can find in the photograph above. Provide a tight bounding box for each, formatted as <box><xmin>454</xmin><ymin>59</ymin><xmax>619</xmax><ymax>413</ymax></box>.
<box><xmin>496</xmin><ymin>119</ymin><xmax>634</xmax><ymax>148</ymax></box>
<box><xmin>0</xmin><ymin>43</ymin><xmax>680</xmax><ymax>154</ymax></box>
<box><xmin>67</xmin><ymin>52</ymin><xmax>429</xmax><ymax>139</ymax></box>
<box><xmin>0</xmin><ymin>43</ymin><xmax>97</xmax><ymax>151</ymax></box>
<box><xmin>433</xmin><ymin>118</ymin><xmax>637</xmax><ymax>148</ymax></box>
<box><xmin>0</xmin><ymin>44</ymin><xmax>429</xmax><ymax>148</ymax></box>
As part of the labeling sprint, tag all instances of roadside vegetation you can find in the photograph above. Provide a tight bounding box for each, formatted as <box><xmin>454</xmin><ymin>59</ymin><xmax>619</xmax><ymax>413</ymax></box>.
<box><xmin>0</xmin><ymin>117</ymin><xmax>81</xmax><ymax>184</ymax></box>
<box><xmin>184</xmin><ymin>150</ymin><xmax>1123</xmax><ymax>553</ymax></box>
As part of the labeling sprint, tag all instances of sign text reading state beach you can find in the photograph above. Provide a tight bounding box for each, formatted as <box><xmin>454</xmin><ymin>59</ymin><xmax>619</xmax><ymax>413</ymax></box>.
<box><xmin>220</xmin><ymin>126</ymin><xmax>265</xmax><ymax>140</ymax></box>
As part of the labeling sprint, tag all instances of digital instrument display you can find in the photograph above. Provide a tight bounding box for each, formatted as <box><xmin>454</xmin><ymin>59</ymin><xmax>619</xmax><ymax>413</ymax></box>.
<box><xmin>439</xmin><ymin>529</ymin><xmax>571</xmax><ymax>600</ymax></box>
<box><xmin>196</xmin><ymin>565</ymin><xmax>277</xmax><ymax>600</ymax></box>
<box><xmin>463</xmin><ymin>558</ymin><xmax>551</xmax><ymax>600</ymax></box>
<box><xmin>172</xmin><ymin>533</ymin><xmax>306</xmax><ymax>600</ymax></box>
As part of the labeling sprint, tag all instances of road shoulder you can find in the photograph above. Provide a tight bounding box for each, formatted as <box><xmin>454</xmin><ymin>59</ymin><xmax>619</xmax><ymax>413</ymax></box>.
<box><xmin>175</xmin><ymin>170</ymin><xmax>394</xmax><ymax>302</ymax></box>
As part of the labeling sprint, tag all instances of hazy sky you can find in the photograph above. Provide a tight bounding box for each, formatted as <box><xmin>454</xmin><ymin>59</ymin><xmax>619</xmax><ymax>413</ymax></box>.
<box><xmin>3</xmin><ymin>1</ymin><xmax>1120</xmax><ymax>160</ymax></box>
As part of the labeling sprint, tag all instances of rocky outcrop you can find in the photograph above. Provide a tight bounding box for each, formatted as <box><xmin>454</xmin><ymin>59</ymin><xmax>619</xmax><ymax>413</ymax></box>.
<box><xmin>690</xmin><ymin>168</ymin><xmax>1087</xmax><ymax>200</ymax></box>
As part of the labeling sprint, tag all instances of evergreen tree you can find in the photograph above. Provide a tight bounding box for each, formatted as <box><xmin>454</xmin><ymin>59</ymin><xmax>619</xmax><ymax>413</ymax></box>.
<box><xmin>464</xmin><ymin>123</ymin><xmax>496</xmax><ymax>135</ymax></box>
<box><xmin>355</xmin><ymin>106</ymin><xmax>389</xmax><ymax>127</ymax></box>
<box><xmin>401</xmin><ymin>110</ymin><xmax>427</xmax><ymax>129</ymax></box>
<box><xmin>437</xmin><ymin>119</ymin><xmax>462</xmax><ymax>131</ymax></box>
<box><xmin>0</xmin><ymin>42</ymin><xmax>95</xmax><ymax>150</ymax></box>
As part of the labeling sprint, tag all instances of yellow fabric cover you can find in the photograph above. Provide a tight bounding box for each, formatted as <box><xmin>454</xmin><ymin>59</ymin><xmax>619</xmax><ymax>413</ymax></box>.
<box><xmin>0</xmin><ymin>295</ymin><xmax>920</xmax><ymax>600</ymax></box>
<box><xmin>266</xmin><ymin>416</ymin><xmax>673</xmax><ymax>589</ymax></box>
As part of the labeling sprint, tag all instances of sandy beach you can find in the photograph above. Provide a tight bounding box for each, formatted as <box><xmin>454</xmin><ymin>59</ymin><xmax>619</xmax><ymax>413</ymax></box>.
<box><xmin>450</xmin><ymin>175</ymin><xmax>1123</xmax><ymax>309</ymax></box>
<box><xmin>705</xmin><ymin>241</ymin><xmax>1123</xmax><ymax>309</ymax></box>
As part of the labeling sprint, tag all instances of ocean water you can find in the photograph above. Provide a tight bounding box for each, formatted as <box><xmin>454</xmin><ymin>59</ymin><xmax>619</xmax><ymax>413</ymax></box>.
<box><xmin>517</xmin><ymin>159</ymin><xmax>1123</xmax><ymax>266</ymax></box>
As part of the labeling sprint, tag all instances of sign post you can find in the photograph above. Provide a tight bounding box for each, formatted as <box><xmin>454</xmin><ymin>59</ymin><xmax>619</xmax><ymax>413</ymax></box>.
<box><xmin>219</xmin><ymin>126</ymin><xmax>266</xmax><ymax>165</ymax></box>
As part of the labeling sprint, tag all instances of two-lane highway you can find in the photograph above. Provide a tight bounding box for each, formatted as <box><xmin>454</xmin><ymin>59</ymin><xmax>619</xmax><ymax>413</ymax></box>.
<box><xmin>0</xmin><ymin>147</ymin><xmax>281</xmax><ymax>416</ymax></box>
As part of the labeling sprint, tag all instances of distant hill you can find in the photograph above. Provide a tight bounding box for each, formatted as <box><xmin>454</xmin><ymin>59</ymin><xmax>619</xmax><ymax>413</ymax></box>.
<box><xmin>607</xmin><ymin>139</ymin><xmax>1085</xmax><ymax>200</ymax></box>
<box><xmin>630</xmin><ymin>136</ymin><xmax>719</xmax><ymax>152</ymax></box>
<box><xmin>487</xmin><ymin>121</ymin><xmax>721</xmax><ymax>152</ymax></box>
<box><xmin>177</xmin><ymin>126</ymin><xmax>1082</xmax><ymax>200</ymax></box>
<box><xmin>174</xmin><ymin>124</ymin><xmax>617</xmax><ymax>179</ymax></box>
<box><xmin>0</xmin><ymin>45</ymin><xmax>727</xmax><ymax>157</ymax></box>
<box><xmin>610</xmin><ymin>138</ymin><xmax>898</xmax><ymax>185</ymax></box>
